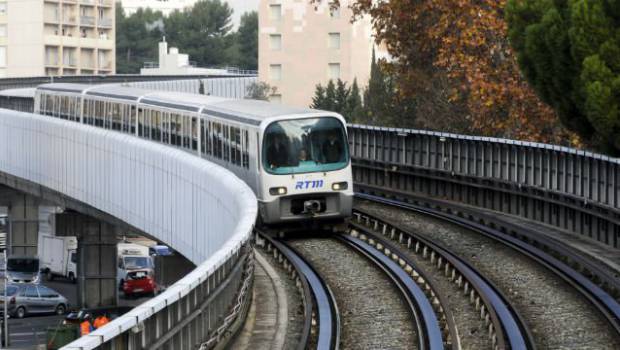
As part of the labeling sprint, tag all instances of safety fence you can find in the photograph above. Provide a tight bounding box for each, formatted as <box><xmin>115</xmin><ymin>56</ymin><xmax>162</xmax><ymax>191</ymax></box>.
<box><xmin>0</xmin><ymin>109</ymin><xmax>257</xmax><ymax>349</ymax></box>
<box><xmin>0</xmin><ymin>74</ymin><xmax>256</xmax><ymax>91</ymax></box>
<box><xmin>349</xmin><ymin>125</ymin><xmax>620</xmax><ymax>249</ymax></box>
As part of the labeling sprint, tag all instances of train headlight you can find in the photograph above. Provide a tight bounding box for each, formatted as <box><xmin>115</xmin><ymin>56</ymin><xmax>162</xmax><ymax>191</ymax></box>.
<box><xmin>332</xmin><ymin>182</ymin><xmax>348</xmax><ymax>191</ymax></box>
<box><xmin>269</xmin><ymin>187</ymin><xmax>287</xmax><ymax>196</ymax></box>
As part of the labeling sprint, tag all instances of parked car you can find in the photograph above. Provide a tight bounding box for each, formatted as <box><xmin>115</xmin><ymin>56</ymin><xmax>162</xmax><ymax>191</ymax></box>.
<box><xmin>122</xmin><ymin>269</ymin><xmax>157</xmax><ymax>297</ymax></box>
<box><xmin>0</xmin><ymin>284</ymin><xmax>69</xmax><ymax>318</ymax></box>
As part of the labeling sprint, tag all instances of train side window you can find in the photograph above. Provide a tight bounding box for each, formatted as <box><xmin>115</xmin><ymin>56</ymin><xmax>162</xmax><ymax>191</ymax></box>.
<box><xmin>200</xmin><ymin>119</ymin><xmax>206</xmax><ymax>154</ymax></box>
<box><xmin>153</xmin><ymin>110</ymin><xmax>162</xmax><ymax>141</ymax></box>
<box><xmin>130</xmin><ymin>105</ymin><xmax>136</xmax><ymax>134</ymax></box>
<box><xmin>243</xmin><ymin>130</ymin><xmax>249</xmax><ymax>169</ymax></box>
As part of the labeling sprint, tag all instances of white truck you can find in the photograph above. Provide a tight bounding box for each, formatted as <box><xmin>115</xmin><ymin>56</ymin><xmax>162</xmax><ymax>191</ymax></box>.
<box><xmin>117</xmin><ymin>243</ymin><xmax>153</xmax><ymax>289</ymax></box>
<box><xmin>39</xmin><ymin>235</ymin><xmax>77</xmax><ymax>283</ymax></box>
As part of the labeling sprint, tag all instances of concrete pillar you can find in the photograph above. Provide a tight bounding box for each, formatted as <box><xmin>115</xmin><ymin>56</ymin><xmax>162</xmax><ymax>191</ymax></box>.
<box><xmin>7</xmin><ymin>194</ymin><xmax>39</xmax><ymax>256</ymax></box>
<box><xmin>55</xmin><ymin>212</ymin><xmax>118</xmax><ymax>308</ymax></box>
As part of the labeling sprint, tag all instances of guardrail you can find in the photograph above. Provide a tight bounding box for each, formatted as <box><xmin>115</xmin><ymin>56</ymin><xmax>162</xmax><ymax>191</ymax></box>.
<box><xmin>0</xmin><ymin>74</ymin><xmax>257</xmax><ymax>91</ymax></box>
<box><xmin>0</xmin><ymin>109</ymin><xmax>257</xmax><ymax>349</ymax></box>
<box><xmin>348</xmin><ymin>125</ymin><xmax>620</xmax><ymax>249</ymax></box>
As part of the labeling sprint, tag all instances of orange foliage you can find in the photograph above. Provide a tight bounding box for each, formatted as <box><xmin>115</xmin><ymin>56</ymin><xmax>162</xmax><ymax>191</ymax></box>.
<box><xmin>323</xmin><ymin>0</ymin><xmax>578</xmax><ymax>145</ymax></box>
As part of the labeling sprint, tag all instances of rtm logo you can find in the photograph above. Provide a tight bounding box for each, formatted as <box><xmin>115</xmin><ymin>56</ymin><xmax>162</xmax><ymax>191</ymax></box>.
<box><xmin>295</xmin><ymin>180</ymin><xmax>324</xmax><ymax>190</ymax></box>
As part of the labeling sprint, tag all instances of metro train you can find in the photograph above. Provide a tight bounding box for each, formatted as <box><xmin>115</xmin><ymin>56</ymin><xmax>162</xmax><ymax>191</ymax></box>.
<box><xmin>33</xmin><ymin>83</ymin><xmax>353</xmax><ymax>225</ymax></box>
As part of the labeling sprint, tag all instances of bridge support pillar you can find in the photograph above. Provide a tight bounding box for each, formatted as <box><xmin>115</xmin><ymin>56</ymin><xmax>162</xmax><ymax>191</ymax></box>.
<box><xmin>55</xmin><ymin>212</ymin><xmax>118</xmax><ymax>308</ymax></box>
<box><xmin>5</xmin><ymin>192</ymin><xmax>39</xmax><ymax>256</ymax></box>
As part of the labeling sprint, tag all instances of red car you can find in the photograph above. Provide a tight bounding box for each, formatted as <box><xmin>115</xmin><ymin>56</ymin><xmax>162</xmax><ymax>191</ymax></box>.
<box><xmin>122</xmin><ymin>269</ymin><xmax>157</xmax><ymax>297</ymax></box>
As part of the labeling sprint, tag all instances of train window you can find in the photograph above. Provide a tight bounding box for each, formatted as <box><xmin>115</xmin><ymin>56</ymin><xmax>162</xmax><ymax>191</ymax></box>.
<box><xmin>262</xmin><ymin>117</ymin><xmax>349</xmax><ymax>174</ymax></box>
<box><xmin>153</xmin><ymin>110</ymin><xmax>162</xmax><ymax>141</ymax></box>
<box><xmin>129</xmin><ymin>105</ymin><xmax>136</xmax><ymax>134</ymax></box>
<box><xmin>243</xmin><ymin>130</ymin><xmax>249</xmax><ymax>169</ymax></box>
<box><xmin>191</xmin><ymin>117</ymin><xmax>198</xmax><ymax>151</ymax></box>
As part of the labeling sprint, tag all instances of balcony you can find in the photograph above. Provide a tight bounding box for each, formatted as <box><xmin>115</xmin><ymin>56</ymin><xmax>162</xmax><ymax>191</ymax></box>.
<box><xmin>80</xmin><ymin>0</ymin><xmax>95</xmax><ymax>5</ymax></box>
<box><xmin>98</xmin><ymin>17</ymin><xmax>112</xmax><ymax>28</ymax></box>
<box><xmin>64</xmin><ymin>0</ymin><xmax>77</xmax><ymax>3</ymax></box>
<box><xmin>80</xmin><ymin>16</ymin><xmax>95</xmax><ymax>26</ymax></box>
<box><xmin>63</xmin><ymin>16</ymin><xmax>77</xmax><ymax>25</ymax></box>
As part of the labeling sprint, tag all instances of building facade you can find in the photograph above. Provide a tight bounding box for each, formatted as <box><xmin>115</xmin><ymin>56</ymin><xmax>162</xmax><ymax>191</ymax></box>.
<box><xmin>120</xmin><ymin>0</ymin><xmax>198</xmax><ymax>16</ymax></box>
<box><xmin>0</xmin><ymin>0</ymin><xmax>115</xmax><ymax>78</ymax></box>
<box><xmin>258</xmin><ymin>0</ymin><xmax>382</xmax><ymax>107</ymax></box>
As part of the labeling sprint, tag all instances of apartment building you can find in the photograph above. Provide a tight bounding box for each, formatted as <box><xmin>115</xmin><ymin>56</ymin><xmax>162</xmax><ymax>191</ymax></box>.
<box><xmin>0</xmin><ymin>0</ymin><xmax>115</xmax><ymax>78</ymax></box>
<box><xmin>259</xmin><ymin>0</ymin><xmax>382</xmax><ymax>107</ymax></box>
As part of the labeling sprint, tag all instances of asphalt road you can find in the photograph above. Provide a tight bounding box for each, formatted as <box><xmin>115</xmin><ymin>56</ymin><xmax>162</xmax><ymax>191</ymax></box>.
<box><xmin>3</xmin><ymin>279</ymin><xmax>152</xmax><ymax>350</ymax></box>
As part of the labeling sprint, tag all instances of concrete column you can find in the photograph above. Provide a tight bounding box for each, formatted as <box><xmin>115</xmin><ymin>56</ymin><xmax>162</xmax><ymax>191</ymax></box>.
<box><xmin>56</xmin><ymin>212</ymin><xmax>118</xmax><ymax>308</ymax></box>
<box><xmin>7</xmin><ymin>194</ymin><xmax>39</xmax><ymax>256</ymax></box>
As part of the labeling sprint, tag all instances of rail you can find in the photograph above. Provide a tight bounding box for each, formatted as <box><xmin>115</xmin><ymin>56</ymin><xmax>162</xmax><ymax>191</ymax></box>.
<box><xmin>0</xmin><ymin>109</ymin><xmax>257</xmax><ymax>349</ymax></box>
<box><xmin>350</xmin><ymin>208</ymin><xmax>534</xmax><ymax>350</ymax></box>
<box><xmin>257</xmin><ymin>231</ymin><xmax>340</xmax><ymax>350</ymax></box>
<box><xmin>356</xmin><ymin>192</ymin><xmax>620</xmax><ymax>340</ymax></box>
<box><xmin>338</xmin><ymin>233</ymin><xmax>445</xmax><ymax>350</ymax></box>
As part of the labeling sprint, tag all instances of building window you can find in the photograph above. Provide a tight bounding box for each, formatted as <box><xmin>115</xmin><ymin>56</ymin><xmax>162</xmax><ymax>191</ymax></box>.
<box><xmin>269</xmin><ymin>64</ymin><xmax>282</xmax><ymax>81</ymax></box>
<box><xmin>0</xmin><ymin>3</ymin><xmax>6</xmax><ymax>15</ymax></box>
<box><xmin>0</xmin><ymin>25</ymin><xmax>6</xmax><ymax>37</ymax></box>
<box><xmin>330</xmin><ymin>7</ymin><xmax>340</xmax><ymax>18</ymax></box>
<box><xmin>0</xmin><ymin>47</ymin><xmax>6</xmax><ymax>67</ymax></box>
<box><xmin>328</xmin><ymin>33</ymin><xmax>340</xmax><ymax>49</ymax></box>
<box><xmin>270</xmin><ymin>94</ymin><xmax>282</xmax><ymax>104</ymax></box>
<box><xmin>269</xmin><ymin>34</ymin><xmax>282</xmax><ymax>50</ymax></box>
<box><xmin>328</xmin><ymin>63</ymin><xmax>340</xmax><ymax>80</ymax></box>
<box><xmin>269</xmin><ymin>4</ymin><xmax>282</xmax><ymax>21</ymax></box>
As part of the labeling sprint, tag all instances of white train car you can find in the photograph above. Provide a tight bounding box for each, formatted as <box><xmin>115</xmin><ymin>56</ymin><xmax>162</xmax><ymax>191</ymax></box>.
<box><xmin>33</xmin><ymin>83</ymin><xmax>353</xmax><ymax>225</ymax></box>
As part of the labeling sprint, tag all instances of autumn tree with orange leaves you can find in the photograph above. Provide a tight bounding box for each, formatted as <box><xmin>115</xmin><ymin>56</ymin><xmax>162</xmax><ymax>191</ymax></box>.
<box><xmin>318</xmin><ymin>0</ymin><xmax>578</xmax><ymax>145</ymax></box>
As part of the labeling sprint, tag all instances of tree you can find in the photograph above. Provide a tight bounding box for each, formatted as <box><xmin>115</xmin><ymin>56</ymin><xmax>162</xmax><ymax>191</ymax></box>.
<box><xmin>334</xmin><ymin>80</ymin><xmax>350</xmax><ymax>115</ymax></box>
<box><xmin>315</xmin><ymin>0</ymin><xmax>575</xmax><ymax>145</ymax></box>
<box><xmin>236</xmin><ymin>12</ymin><xmax>258</xmax><ymax>70</ymax></box>
<box><xmin>346</xmin><ymin>79</ymin><xmax>364</xmax><ymax>122</ymax></box>
<box><xmin>116</xmin><ymin>7</ymin><xmax>164</xmax><ymax>73</ymax></box>
<box><xmin>311</xmin><ymin>84</ymin><xmax>328</xmax><ymax>110</ymax></box>
<box><xmin>324</xmin><ymin>80</ymin><xmax>337</xmax><ymax>112</ymax></box>
<box><xmin>246</xmin><ymin>82</ymin><xmax>277</xmax><ymax>100</ymax></box>
<box><xmin>164</xmin><ymin>0</ymin><xmax>234</xmax><ymax>67</ymax></box>
<box><xmin>506</xmin><ymin>0</ymin><xmax>620</xmax><ymax>154</ymax></box>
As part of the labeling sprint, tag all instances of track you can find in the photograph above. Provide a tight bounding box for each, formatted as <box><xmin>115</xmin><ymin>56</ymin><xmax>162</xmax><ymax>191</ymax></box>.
<box><xmin>286</xmin><ymin>234</ymin><xmax>445</xmax><ymax>350</ymax></box>
<box><xmin>256</xmin><ymin>231</ymin><xmax>340</xmax><ymax>350</ymax></box>
<box><xmin>350</xmin><ymin>209</ymin><xmax>534</xmax><ymax>350</ymax></box>
<box><xmin>356</xmin><ymin>190</ymin><xmax>620</xmax><ymax>349</ymax></box>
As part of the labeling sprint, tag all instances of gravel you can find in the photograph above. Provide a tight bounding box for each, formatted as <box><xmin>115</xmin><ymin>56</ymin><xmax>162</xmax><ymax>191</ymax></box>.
<box><xmin>289</xmin><ymin>238</ymin><xmax>418</xmax><ymax>350</ymax></box>
<box><xmin>356</xmin><ymin>199</ymin><xmax>620</xmax><ymax>350</ymax></box>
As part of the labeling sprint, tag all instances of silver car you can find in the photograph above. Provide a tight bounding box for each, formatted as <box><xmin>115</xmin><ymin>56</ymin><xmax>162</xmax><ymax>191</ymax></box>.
<box><xmin>0</xmin><ymin>284</ymin><xmax>69</xmax><ymax>318</ymax></box>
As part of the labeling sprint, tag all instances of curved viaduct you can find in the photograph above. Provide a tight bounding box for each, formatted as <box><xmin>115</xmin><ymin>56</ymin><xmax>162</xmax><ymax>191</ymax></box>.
<box><xmin>0</xmin><ymin>108</ymin><xmax>257</xmax><ymax>349</ymax></box>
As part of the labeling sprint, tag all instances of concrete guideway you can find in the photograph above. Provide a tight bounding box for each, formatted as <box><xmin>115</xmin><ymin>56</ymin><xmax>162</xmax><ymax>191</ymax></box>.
<box><xmin>0</xmin><ymin>108</ymin><xmax>257</xmax><ymax>349</ymax></box>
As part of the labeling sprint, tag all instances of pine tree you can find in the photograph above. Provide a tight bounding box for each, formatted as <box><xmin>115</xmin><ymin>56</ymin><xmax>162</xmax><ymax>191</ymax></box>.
<box><xmin>325</xmin><ymin>80</ymin><xmax>337</xmax><ymax>112</ymax></box>
<box><xmin>346</xmin><ymin>78</ymin><xmax>363</xmax><ymax>122</ymax></box>
<box><xmin>363</xmin><ymin>49</ymin><xmax>391</xmax><ymax>124</ymax></box>
<box><xmin>334</xmin><ymin>79</ymin><xmax>350</xmax><ymax>115</ymax></box>
<box><xmin>311</xmin><ymin>84</ymin><xmax>327</xmax><ymax>109</ymax></box>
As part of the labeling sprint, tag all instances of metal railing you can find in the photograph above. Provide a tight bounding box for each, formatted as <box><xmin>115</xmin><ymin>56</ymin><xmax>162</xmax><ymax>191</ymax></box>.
<box><xmin>80</xmin><ymin>16</ymin><xmax>95</xmax><ymax>26</ymax></box>
<box><xmin>98</xmin><ymin>17</ymin><xmax>112</xmax><ymax>27</ymax></box>
<box><xmin>0</xmin><ymin>109</ymin><xmax>257</xmax><ymax>349</ymax></box>
<box><xmin>348</xmin><ymin>125</ymin><xmax>620</xmax><ymax>248</ymax></box>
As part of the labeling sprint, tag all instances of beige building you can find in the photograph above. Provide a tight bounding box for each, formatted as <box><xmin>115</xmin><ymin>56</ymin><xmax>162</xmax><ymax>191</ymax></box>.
<box><xmin>0</xmin><ymin>0</ymin><xmax>115</xmax><ymax>78</ymax></box>
<box><xmin>259</xmin><ymin>0</ymin><xmax>382</xmax><ymax>107</ymax></box>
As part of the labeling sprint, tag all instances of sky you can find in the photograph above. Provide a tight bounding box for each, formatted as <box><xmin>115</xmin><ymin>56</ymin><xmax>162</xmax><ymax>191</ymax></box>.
<box><xmin>226</xmin><ymin>0</ymin><xmax>259</xmax><ymax>27</ymax></box>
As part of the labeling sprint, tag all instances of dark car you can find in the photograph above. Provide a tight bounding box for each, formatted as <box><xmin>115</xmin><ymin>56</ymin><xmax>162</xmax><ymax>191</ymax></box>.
<box><xmin>0</xmin><ymin>284</ymin><xmax>69</xmax><ymax>318</ymax></box>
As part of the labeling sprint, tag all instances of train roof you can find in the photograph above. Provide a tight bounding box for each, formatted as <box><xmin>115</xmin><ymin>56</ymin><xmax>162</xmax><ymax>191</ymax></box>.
<box><xmin>37</xmin><ymin>83</ymin><xmax>326</xmax><ymax>126</ymax></box>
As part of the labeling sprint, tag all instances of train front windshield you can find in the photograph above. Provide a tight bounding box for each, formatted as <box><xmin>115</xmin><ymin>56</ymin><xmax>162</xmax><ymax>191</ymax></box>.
<box><xmin>263</xmin><ymin>117</ymin><xmax>349</xmax><ymax>175</ymax></box>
